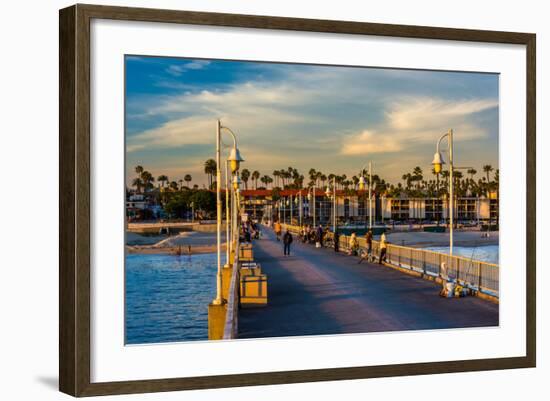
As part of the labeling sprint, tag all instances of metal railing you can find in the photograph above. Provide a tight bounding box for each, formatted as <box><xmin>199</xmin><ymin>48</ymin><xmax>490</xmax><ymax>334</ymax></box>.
<box><xmin>282</xmin><ymin>224</ymin><xmax>499</xmax><ymax>297</ymax></box>
<box><xmin>223</xmin><ymin>238</ymin><xmax>240</xmax><ymax>339</ymax></box>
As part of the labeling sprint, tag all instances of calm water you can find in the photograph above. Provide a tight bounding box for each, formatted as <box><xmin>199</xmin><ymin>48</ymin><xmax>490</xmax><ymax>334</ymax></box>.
<box><xmin>125</xmin><ymin>253</ymin><xmax>217</xmax><ymax>344</ymax></box>
<box><xmin>423</xmin><ymin>245</ymin><xmax>499</xmax><ymax>264</ymax></box>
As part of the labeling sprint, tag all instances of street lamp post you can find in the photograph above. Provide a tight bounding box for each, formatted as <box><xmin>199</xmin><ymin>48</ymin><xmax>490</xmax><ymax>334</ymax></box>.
<box><xmin>288</xmin><ymin>194</ymin><xmax>294</xmax><ymax>225</ymax></box>
<box><xmin>298</xmin><ymin>190</ymin><xmax>303</xmax><ymax>226</ymax></box>
<box><xmin>225</xmin><ymin>160</ymin><xmax>231</xmax><ymax>265</ymax></box>
<box><xmin>325</xmin><ymin>178</ymin><xmax>337</xmax><ymax>232</ymax></box>
<box><xmin>214</xmin><ymin>120</ymin><xmax>244</xmax><ymax>306</ymax></box>
<box><xmin>359</xmin><ymin>162</ymin><xmax>374</xmax><ymax>230</ymax></box>
<box><xmin>307</xmin><ymin>184</ymin><xmax>316</xmax><ymax>227</ymax></box>
<box><xmin>233</xmin><ymin>175</ymin><xmax>241</xmax><ymax>243</ymax></box>
<box><xmin>432</xmin><ymin>129</ymin><xmax>454</xmax><ymax>256</ymax></box>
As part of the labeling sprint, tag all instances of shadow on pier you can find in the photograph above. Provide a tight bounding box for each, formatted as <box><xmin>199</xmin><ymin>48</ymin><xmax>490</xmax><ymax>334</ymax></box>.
<box><xmin>238</xmin><ymin>229</ymin><xmax>498</xmax><ymax>339</ymax></box>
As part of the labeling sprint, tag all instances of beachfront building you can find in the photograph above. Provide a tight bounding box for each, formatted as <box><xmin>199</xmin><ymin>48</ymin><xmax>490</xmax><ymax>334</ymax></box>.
<box><xmin>126</xmin><ymin>194</ymin><xmax>148</xmax><ymax>209</ymax></box>
<box><xmin>240</xmin><ymin>189</ymin><xmax>498</xmax><ymax>226</ymax></box>
<box><xmin>380</xmin><ymin>195</ymin><xmax>497</xmax><ymax>224</ymax></box>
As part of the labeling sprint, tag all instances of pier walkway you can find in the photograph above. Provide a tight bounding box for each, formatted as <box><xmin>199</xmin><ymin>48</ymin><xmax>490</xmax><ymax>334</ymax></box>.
<box><xmin>238</xmin><ymin>229</ymin><xmax>498</xmax><ymax>339</ymax></box>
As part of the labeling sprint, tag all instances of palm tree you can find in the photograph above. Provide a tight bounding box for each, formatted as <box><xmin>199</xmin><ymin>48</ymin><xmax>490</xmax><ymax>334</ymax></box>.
<box><xmin>272</xmin><ymin>170</ymin><xmax>279</xmax><ymax>188</ymax></box>
<box><xmin>252</xmin><ymin>170</ymin><xmax>260</xmax><ymax>190</ymax></box>
<box><xmin>204</xmin><ymin>159</ymin><xmax>216</xmax><ymax>188</ymax></box>
<box><xmin>320</xmin><ymin>174</ymin><xmax>327</xmax><ymax>188</ymax></box>
<box><xmin>178</xmin><ymin>179</ymin><xmax>183</xmax><ymax>190</ymax></box>
<box><xmin>241</xmin><ymin>169</ymin><xmax>251</xmax><ymax>189</ymax></box>
<box><xmin>467</xmin><ymin>168</ymin><xmax>477</xmax><ymax>181</ymax></box>
<box><xmin>260</xmin><ymin>175</ymin><xmax>270</xmax><ymax>188</ymax></box>
<box><xmin>483</xmin><ymin>165</ymin><xmax>493</xmax><ymax>184</ymax></box>
<box><xmin>133</xmin><ymin>165</ymin><xmax>145</xmax><ymax>193</ymax></box>
<box><xmin>169</xmin><ymin>181</ymin><xmax>178</xmax><ymax>191</ymax></box>
<box><xmin>184</xmin><ymin>174</ymin><xmax>192</xmax><ymax>187</ymax></box>
<box><xmin>131</xmin><ymin>177</ymin><xmax>143</xmax><ymax>193</ymax></box>
<box><xmin>141</xmin><ymin>171</ymin><xmax>154</xmax><ymax>192</ymax></box>
<box><xmin>402</xmin><ymin>173</ymin><xmax>412</xmax><ymax>192</ymax></box>
<box><xmin>308</xmin><ymin>168</ymin><xmax>317</xmax><ymax>185</ymax></box>
<box><xmin>412</xmin><ymin>166</ymin><xmax>423</xmax><ymax>191</ymax></box>
<box><xmin>157</xmin><ymin>175</ymin><xmax>168</xmax><ymax>188</ymax></box>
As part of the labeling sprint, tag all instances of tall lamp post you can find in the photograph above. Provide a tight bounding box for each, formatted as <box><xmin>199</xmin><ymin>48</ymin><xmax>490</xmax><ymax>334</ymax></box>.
<box><xmin>296</xmin><ymin>193</ymin><xmax>302</xmax><ymax>226</ymax></box>
<box><xmin>225</xmin><ymin>161</ymin><xmax>231</xmax><ymax>265</ymax></box>
<box><xmin>359</xmin><ymin>162</ymin><xmax>374</xmax><ymax>230</ymax></box>
<box><xmin>232</xmin><ymin>175</ymin><xmax>241</xmax><ymax>243</ymax></box>
<box><xmin>325</xmin><ymin>177</ymin><xmax>337</xmax><ymax>232</ymax></box>
<box><xmin>214</xmin><ymin>119</ymin><xmax>244</xmax><ymax>306</ymax></box>
<box><xmin>290</xmin><ymin>194</ymin><xmax>293</xmax><ymax>225</ymax></box>
<box><xmin>432</xmin><ymin>129</ymin><xmax>453</xmax><ymax>256</ymax></box>
<box><xmin>307</xmin><ymin>184</ymin><xmax>316</xmax><ymax>227</ymax></box>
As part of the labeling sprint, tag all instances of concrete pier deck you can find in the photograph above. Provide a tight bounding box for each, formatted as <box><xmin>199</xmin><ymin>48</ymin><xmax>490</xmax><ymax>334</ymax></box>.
<box><xmin>238</xmin><ymin>229</ymin><xmax>498</xmax><ymax>339</ymax></box>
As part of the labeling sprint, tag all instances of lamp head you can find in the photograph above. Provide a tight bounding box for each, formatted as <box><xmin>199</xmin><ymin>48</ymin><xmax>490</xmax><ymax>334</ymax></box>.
<box><xmin>228</xmin><ymin>147</ymin><xmax>244</xmax><ymax>173</ymax></box>
<box><xmin>432</xmin><ymin>152</ymin><xmax>445</xmax><ymax>174</ymax></box>
<box><xmin>359</xmin><ymin>175</ymin><xmax>365</xmax><ymax>190</ymax></box>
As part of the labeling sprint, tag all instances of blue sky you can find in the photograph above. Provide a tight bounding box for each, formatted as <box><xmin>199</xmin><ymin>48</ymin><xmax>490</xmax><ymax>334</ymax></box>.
<box><xmin>126</xmin><ymin>55</ymin><xmax>499</xmax><ymax>187</ymax></box>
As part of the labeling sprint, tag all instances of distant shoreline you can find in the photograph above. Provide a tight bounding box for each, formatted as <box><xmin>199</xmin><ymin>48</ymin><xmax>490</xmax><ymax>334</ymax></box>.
<box><xmin>126</xmin><ymin>229</ymin><xmax>224</xmax><ymax>255</ymax></box>
<box><xmin>126</xmin><ymin>244</ymin><xmax>224</xmax><ymax>255</ymax></box>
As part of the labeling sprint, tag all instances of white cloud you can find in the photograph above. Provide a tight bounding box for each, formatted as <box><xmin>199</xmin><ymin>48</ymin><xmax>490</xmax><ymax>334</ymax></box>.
<box><xmin>341</xmin><ymin>97</ymin><xmax>498</xmax><ymax>156</ymax></box>
<box><xmin>127</xmin><ymin>116</ymin><xmax>213</xmax><ymax>153</ymax></box>
<box><xmin>341</xmin><ymin>130</ymin><xmax>402</xmax><ymax>155</ymax></box>
<box><xmin>165</xmin><ymin>60</ymin><xmax>211</xmax><ymax>76</ymax></box>
<box><xmin>127</xmin><ymin>64</ymin><xmax>498</xmax><ymax>185</ymax></box>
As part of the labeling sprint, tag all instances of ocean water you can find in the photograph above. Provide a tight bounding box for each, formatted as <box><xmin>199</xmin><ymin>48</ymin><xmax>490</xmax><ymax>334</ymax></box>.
<box><xmin>423</xmin><ymin>245</ymin><xmax>499</xmax><ymax>264</ymax></box>
<box><xmin>125</xmin><ymin>253</ymin><xmax>217</xmax><ymax>344</ymax></box>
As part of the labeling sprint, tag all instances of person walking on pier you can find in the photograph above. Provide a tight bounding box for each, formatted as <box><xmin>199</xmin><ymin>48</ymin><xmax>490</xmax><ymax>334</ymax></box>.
<box><xmin>283</xmin><ymin>230</ymin><xmax>293</xmax><ymax>256</ymax></box>
<box><xmin>315</xmin><ymin>224</ymin><xmax>323</xmax><ymax>248</ymax></box>
<box><xmin>379</xmin><ymin>232</ymin><xmax>387</xmax><ymax>264</ymax></box>
<box><xmin>274</xmin><ymin>221</ymin><xmax>282</xmax><ymax>241</ymax></box>
<box><xmin>333</xmin><ymin>230</ymin><xmax>340</xmax><ymax>253</ymax></box>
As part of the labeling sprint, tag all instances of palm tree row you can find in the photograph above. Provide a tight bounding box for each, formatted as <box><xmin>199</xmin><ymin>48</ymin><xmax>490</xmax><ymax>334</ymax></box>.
<box><xmin>234</xmin><ymin>164</ymin><xmax>498</xmax><ymax>199</ymax></box>
<box><xmin>131</xmin><ymin>165</ymin><xmax>195</xmax><ymax>193</ymax></box>
<box><xmin>134</xmin><ymin>161</ymin><xmax>499</xmax><ymax>199</ymax></box>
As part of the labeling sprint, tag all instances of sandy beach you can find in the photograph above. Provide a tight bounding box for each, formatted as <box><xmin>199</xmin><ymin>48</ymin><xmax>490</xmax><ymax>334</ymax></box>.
<box><xmin>126</xmin><ymin>231</ymin><xmax>224</xmax><ymax>255</ymax></box>
<box><xmin>385</xmin><ymin>230</ymin><xmax>499</xmax><ymax>248</ymax></box>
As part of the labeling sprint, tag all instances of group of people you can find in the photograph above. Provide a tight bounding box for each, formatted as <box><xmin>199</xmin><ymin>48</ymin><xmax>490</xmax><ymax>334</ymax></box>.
<box><xmin>241</xmin><ymin>220</ymin><xmax>261</xmax><ymax>243</ymax></box>
<box><xmin>296</xmin><ymin>224</ymin><xmax>330</xmax><ymax>247</ymax></box>
<box><xmin>335</xmin><ymin>230</ymin><xmax>388</xmax><ymax>264</ymax></box>
<box><xmin>272</xmin><ymin>219</ymin><xmax>388</xmax><ymax>263</ymax></box>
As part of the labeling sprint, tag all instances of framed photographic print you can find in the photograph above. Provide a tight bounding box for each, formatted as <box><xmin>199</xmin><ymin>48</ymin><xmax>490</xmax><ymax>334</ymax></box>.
<box><xmin>59</xmin><ymin>4</ymin><xmax>536</xmax><ymax>397</ymax></box>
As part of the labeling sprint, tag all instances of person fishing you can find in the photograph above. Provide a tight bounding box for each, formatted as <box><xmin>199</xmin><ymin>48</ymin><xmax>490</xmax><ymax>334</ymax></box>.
<box><xmin>333</xmin><ymin>230</ymin><xmax>340</xmax><ymax>253</ymax></box>
<box><xmin>358</xmin><ymin>230</ymin><xmax>373</xmax><ymax>264</ymax></box>
<box><xmin>379</xmin><ymin>232</ymin><xmax>388</xmax><ymax>264</ymax></box>
<box><xmin>349</xmin><ymin>232</ymin><xmax>359</xmax><ymax>256</ymax></box>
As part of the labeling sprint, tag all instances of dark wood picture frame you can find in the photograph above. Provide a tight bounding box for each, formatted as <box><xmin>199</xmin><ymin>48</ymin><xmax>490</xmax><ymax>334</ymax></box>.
<box><xmin>59</xmin><ymin>3</ymin><xmax>536</xmax><ymax>397</ymax></box>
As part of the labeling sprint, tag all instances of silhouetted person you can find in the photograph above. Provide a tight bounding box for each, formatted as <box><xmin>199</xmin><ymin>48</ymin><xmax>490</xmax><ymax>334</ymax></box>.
<box><xmin>283</xmin><ymin>230</ymin><xmax>293</xmax><ymax>256</ymax></box>
<box><xmin>333</xmin><ymin>230</ymin><xmax>340</xmax><ymax>252</ymax></box>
